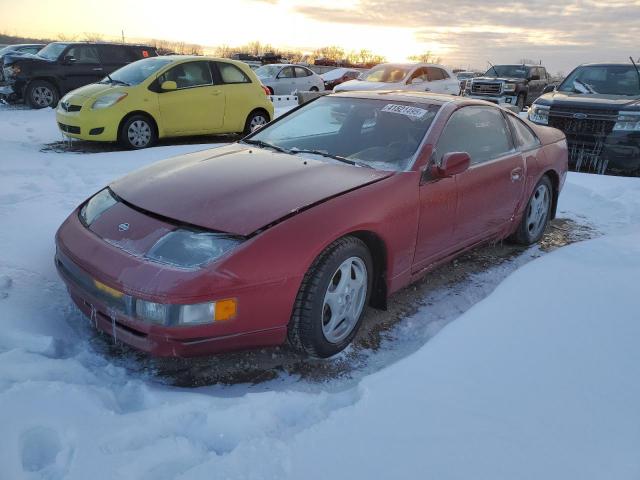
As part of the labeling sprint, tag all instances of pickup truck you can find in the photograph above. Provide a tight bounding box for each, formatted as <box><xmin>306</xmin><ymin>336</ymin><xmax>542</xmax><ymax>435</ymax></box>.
<box><xmin>464</xmin><ymin>64</ymin><xmax>551</xmax><ymax>111</ymax></box>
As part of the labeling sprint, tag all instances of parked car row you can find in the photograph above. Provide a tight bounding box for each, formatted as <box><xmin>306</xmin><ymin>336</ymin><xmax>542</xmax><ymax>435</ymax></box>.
<box><xmin>254</xmin><ymin>63</ymin><xmax>325</xmax><ymax>95</ymax></box>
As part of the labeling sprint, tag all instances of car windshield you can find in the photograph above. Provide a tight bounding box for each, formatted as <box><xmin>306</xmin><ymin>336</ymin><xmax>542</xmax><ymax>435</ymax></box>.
<box><xmin>255</xmin><ymin>65</ymin><xmax>281</xmax><ymax>79</ymax></box>
<box><xmin>246</xmin><ymin>96</ymin><xmax>440</xmax><ymax>171</ymax></box>
<box><xmin>558</xmin><ymin>65</ymin><xmax>640</xmax><ymax>96</ymax></box>
<box><xmin>361</xmin><ymin>65</ymin><xmax>411</xmax><ymax>83</ymax></box>
<box><xmin>100</xmin><ymin>57</ymin><xmax>173</xmax><ymax>86</ymax></box>
<box><xmin>484</xmin><ymin>65</ymin><xmax>529</xmax><ymax>78</ymax></box>
<box><xmin>37</xmin><ymin>43</ymin><xmax>68</xmax><ymax>61</ymax></box>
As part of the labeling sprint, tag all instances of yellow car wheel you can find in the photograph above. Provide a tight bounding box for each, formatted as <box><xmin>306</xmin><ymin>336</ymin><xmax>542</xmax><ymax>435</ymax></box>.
<box><xmin>243</xmin><ymin>109</ymin><xmax>270</xmax><ymax>135</ymax></box>
<box><xmin>119</xmin><ymin>114</ymin><xmax>157</xmax><ymax>150</ymax></box>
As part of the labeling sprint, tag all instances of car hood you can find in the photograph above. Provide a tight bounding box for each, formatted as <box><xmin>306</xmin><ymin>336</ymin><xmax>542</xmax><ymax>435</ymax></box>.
<box><xmin>334</xmin><ymin>80</ymin><xmax>400</xmax><ymax>92</ymax></box>
<box><xmin>537</xmin><ymin>91</ymin><xmax>640</xmax><ymax>110</ymax></box>
<box><xmin>63</xmin><ymin>83</ymin><xmax>129</xmax><ymax>101</ymax></box>
<box><xmin>109</xmin><ymin>144</ymin><xmax>393</xmax><ymax>236</ymax></box>
<box><xmin>472</xmin><ymin>76</ymin><xmax>526</xmax><ymax>83</ymax></box>
<box><xmin>2</xmin><ymin>53</ymin><xmax>52</xmax><ymax>66</ymax></box>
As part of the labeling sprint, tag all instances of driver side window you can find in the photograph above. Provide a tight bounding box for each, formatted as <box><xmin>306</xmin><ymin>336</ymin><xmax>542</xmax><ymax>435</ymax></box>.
<box><xmin>66</xmin><ymin>46</ymin><xmax>100</xmax><ymax>64</ymax></box>
<box><xmin>409</xmin><ymin>68</ymin><xmax>428</xmax><ymax>83</ymax></box>
<box><xmin>158</xmin><ymin>61</ymin><xmax>213</xmax><ymax>89</ymax></box>
<box><xmin>434</xmin><ymin>106</ymin><xmax>514</xmax><ymax>166</ymax></box>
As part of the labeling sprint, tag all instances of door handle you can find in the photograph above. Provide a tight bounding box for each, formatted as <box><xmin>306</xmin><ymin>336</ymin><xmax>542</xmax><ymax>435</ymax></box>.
<box><xmin>511</xmin><ymin>167</ymin><xmax>523</xmax><ymax>182</ymax></box>
<box><xmin>92</xmin><ymin>68</ymin><xmax>103</xmax><ymax>71</ymax></box>
<box><xmin>210</xmin><ymin>90</ymin><xmax>221</xmax><ymax>96</ymax></box>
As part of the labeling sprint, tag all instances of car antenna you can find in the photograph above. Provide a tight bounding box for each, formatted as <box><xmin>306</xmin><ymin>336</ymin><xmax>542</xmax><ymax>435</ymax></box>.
<box><xmin>487</xmin><ymin>61</ymin><xmax>497</xmax><ymax>77</ymax></box>
<box><xmin>629</xmin><ymin>56</ymin><xmax>640</xmax><ymax>89</ymax></box>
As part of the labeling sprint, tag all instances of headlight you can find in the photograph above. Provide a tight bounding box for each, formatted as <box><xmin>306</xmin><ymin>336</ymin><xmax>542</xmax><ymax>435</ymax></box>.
<box><xmin>503</xmin><ymin>83</ymin><xmax>516</xmax><ymax>93</ymax></box>
<box><xmin>135</xmin><ymin>298</ymin><xmax>237</xmax><ymax>325</ymax></box>
<box><xmin>79</xmin><ymin>189</ymin><xmax>117</xmax><ymax>226</ymax></box>
<box><xmin>146</xmin><ymin>229</ymin><xmax>242</xmax><ymax>269</ymax></box>
<box><xmin>613</xmin><ymin>112</ymin><xmax>640</xmax><ymax>131</ymax></box>
<box><xmin>3</xmin><ymin>64</ymin><xmax>20</xmax><ymax>78</ymax></box>
<box><xmin>529</xmin><ymin>104</ymin><xmax>550</xmax><ymax>125</ymax></box>
<box><xmin>91</xmin><ymin>92</ymin><xmax>127</xmax><ymax>110</ymax></box>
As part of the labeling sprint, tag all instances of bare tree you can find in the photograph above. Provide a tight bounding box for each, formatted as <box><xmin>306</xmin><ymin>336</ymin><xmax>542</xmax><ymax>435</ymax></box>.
<box><xmin>409</xmin><ymin>51</ymin><xmax>442</xmax><ymax>64</ymax></box>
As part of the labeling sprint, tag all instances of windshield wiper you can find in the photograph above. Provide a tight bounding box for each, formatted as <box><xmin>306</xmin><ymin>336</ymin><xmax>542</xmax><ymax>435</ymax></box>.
<box><xmin>242</xmin><ymin>139</ymin><xmax>290</xmax><ymax>154</ymax></box>
<box><xmin>630</xmin><ymin>56</ymin><xmax>640</xmax><ymax>90</ymax></box>
<box><xmin>289</xmin><ymin>148</ymin><xmax>372</xmax><ymax>168</ymax></box>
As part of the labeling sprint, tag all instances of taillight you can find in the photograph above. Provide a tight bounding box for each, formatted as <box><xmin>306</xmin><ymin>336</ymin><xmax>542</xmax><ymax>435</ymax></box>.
<box><xmin>262</xmin><ymin>85</ymin><xmax>270</xmax><ymax>96</ymax></box>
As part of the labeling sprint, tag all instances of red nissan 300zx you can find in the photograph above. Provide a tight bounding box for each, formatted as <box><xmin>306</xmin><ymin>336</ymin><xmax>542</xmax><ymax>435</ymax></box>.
<box><xmin>55</xmin><ymin>91</ymin><xmax>568</xmax><ymax>358</ymax></box>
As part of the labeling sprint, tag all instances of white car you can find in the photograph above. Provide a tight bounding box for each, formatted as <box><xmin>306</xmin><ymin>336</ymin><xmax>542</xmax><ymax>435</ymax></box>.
<box><xmin>334</xmin><ymin>63</ymin><xmax>459</xmax><ymax>95</ymax></box>
<box><xmin>255</xmin><ymin>64</ymin><xmax>325</xmax><ymax>95</ymax></box>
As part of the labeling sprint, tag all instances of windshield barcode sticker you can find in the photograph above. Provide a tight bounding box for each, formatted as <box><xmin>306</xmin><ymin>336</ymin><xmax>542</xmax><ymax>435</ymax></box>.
<box><xmin>381</xmin><ymin>104</ymin><xmax>428</xmax><ymax>118</ymax></box>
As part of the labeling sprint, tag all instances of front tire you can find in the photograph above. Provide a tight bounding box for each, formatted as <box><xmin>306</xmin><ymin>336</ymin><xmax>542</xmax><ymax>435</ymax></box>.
<box><xmin>118</xmin><ymin>115</ymin><xmax>156</xmax><ymax>149</ymax></box>
<box><xmin>26</xmin><ymin>80</ymin><xmax>59</xmax><ymax>109</ymax></box>
<box><xmin>512</xmin><ymin>176</ymin><xmax>553</xmax><ymax>245</ymax></box>
<box><xmin>288</xmin><ymin>236</ymin><xmax>372</xmax><ymax>358</ymax></box>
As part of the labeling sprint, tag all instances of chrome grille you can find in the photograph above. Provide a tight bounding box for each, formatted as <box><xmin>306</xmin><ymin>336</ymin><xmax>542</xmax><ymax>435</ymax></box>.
<box><xmin>471</xmin><ymin>82</ymin><xmax>502</xmax><ymax>95</ymax></box>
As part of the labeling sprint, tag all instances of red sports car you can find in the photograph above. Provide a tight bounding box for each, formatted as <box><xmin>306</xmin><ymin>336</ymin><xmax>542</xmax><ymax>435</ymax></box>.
<box><xmin>55</xmin><ymin>92</ymin><xmax>568</xmax><ymax>358</ymax></box>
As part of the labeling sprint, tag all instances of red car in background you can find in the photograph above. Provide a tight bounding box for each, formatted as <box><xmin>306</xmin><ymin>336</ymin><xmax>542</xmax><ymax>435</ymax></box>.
<box><xmin>55</xmin><ymin>92</ymin><xmax>568</xmax><ymax>358</ymax></box>
<box><xmin>321</xmin><ymin>67</ymin><xmax>362</xmax><ymax>90</ymax></box>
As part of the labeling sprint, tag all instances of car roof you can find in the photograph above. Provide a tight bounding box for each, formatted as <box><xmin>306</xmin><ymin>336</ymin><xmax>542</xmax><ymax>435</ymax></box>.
<box><xmin>578</xmin><ymin>62</ymin><xmax>637</xmax><ymax>67</ymax></box>
<box><xmin>330</xmin><ymin>90</ymin><xmax>467</xmax><ymax>105</ymax></box>
<box><xmin>47</xmin><ymin>41</ymin><xmax>155</xmax><ymax>48</ymax></box>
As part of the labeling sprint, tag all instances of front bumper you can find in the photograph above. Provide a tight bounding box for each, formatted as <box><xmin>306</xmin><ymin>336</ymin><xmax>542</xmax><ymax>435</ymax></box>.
<box><xmin>55</xmin><ymin>210</ymin><xmax>295</xmax><ymax>357</ymax></box>
<box><xmin>0</xmin><ymin>84</ymin><xmax>15</xmax><ymax>97</ymax></box>
<box><xmin>466</xmin><ymin>93</ymin><xmax>518</xmax><ymax>105</ymax></box>
<box><xmin>56</xmin><ymin>105</ymin><xmax>119</xmax><ymax>142</ymax></box>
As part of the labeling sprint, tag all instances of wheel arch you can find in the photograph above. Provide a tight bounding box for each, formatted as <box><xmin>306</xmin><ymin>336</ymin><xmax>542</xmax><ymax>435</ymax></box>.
<box><xmin>118</xmin><ymin>110</ymin><xmax>160</xmax><ymax>140</ymax></box>
<box><xmin>542</xmin><ymin>169</ymin><xmax>560</xmax><ymax>220</ymax></box>
<box><xmin>347</xmin><ymin>230</ymin><xmax>388</xmax><ymax>310</ymax></box>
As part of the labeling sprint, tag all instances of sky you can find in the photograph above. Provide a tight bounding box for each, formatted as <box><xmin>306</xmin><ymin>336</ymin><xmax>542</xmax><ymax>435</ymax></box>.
<box><xmin>1</xmin><ymin>0</ymin><xmax>639</xmax><ymax>74</ymax></box>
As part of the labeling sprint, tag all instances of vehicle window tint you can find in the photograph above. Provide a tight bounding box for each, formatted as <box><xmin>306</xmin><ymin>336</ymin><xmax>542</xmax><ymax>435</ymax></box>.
<box><xmin>438</xmin><ymin>68</ymin><xmax>449</xmax><ymax>79</ymax></box>
<box><xmin>278</xmin><ymin>67</ymin><xmax>294</xmax><ymax>78</ymax></box>
<box><xmin>507</xmin><ymin>115</ymin><xmax>540</xmax><ymax>150</ymax></box>
<box><xmin>66</xmin><ymin>46</ymin><xmax>100</xmax><ymax>64</ymax></box>
<box><xmin>98</xmin><ymin>45</ymin><xmax>132</xmax><ymax>64</ymax></box>
<box><xmin>217</xmin><ymin>62</ymin><xmax>250</xmax><ymax>83</ymax></box>
<box><xmin>158</xmin><ymin>61</ymin><xmax>212</xmax><ymax>89</ymax></box>
<box><xmin>434</xmin><ymin>106</ymin><xmax>514</xmax><ymax>165</ymax></box>
<box><xmin>426</xmin><ymin>67</ymin><xmax>445</xmax><ymax>81</ymax></box>
<box><xmin>294</xmin><ymin>67</ymin><xmax>310</xmax><ymax>78</ymax></box>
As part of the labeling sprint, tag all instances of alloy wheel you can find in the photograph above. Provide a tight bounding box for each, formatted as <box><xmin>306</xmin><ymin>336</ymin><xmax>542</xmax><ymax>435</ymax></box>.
<box><xmin>321</xmin><ymin>256</ymin><xmax>368</xmax><ymax>344</ymax></box>
<box><xmin>32</xmin><ymin>86</ymin><xmax>54</xmax><ymax>107</ymax></box>
<box><xmin>249</xmin><ymin>115</ymin><xmax>268</xmax><ymax>132</ymax></box>
<box><xmin>526</xmin><ymin>184</ymin><xmax>550</xmax><ymax>238</ymax></box>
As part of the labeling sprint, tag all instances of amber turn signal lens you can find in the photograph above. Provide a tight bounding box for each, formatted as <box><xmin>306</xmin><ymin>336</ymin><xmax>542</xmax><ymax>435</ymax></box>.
<box><xmin>214</xmin><ymin>298</ymin><xmax>237</xmax><ymax>321</ymax></box>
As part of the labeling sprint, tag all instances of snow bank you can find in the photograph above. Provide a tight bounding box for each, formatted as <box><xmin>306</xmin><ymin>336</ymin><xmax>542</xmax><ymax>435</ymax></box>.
<box><xmin>1</xmin><ymin>107</ymin><xmax>639</xmax><ymax>479</ymax></box>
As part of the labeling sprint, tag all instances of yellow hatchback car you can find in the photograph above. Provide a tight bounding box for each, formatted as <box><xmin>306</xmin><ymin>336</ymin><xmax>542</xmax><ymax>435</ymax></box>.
<box><xmin>56</xmin><ymin>56</ymin><xmax>274</xmax><ymax>149</ymax></box>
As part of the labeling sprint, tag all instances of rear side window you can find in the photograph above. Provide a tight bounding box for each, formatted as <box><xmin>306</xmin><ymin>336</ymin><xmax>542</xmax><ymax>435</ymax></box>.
<box><xmin>98</xmin><ymin>45</ymin><xmax>132</xmax><ymax>64</ymax></box>
<box><xmin>506</xmin><ymin>115</ymin><xmax>540</xmax><ymax>150</ymax></box>
<box><xmin>295</xmin><ymin>67</ymin><xmax>311</xmax><ymax>77</ymax></box>
<box><xmin>217</xmin><ymin>62</ymin><xmax>251</xmax><ymax>84</ymax></box>
<box><xmin>66</xmin><ymin>46</ymin><xmax>100</xmax><ymax>64</ymax></box>
<box><xmin>434</xmin><ymin>106</ymin><xmax>514</xmax><ymax>165</ymax></box>
<box><xmin>158</xmin><ymin>61</ymin><xmax>212</xmax><ymax>89</ymax></box>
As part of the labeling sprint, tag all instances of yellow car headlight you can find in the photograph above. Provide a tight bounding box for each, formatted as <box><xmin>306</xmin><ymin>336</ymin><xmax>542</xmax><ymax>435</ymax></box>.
<box><xmin>91</xmin><ymin>92</ymin><xmax>127</xmax><ymax>110</ymax></box>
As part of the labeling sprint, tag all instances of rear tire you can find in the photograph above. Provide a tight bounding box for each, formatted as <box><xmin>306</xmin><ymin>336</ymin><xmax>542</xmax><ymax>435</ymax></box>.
<box><xmin>310</xmin><ymin>86</ymin><xmax>319</xmax><ymax>92</ymax></box>
<box><xmin>511</xmin><ymin>176</ymin><xmax>553</xmax><ymax>245</ymax></box>
<box><xmin>26</xmin><ymin>80</ymin><xmax>58</xmax><ymax>109</ymax></box>
<box><xmin>288</xmin><ymin>236</ymin><xmax>372</xmax><ymax>358</ymax></box>
<box><xmin>118</xmin><ymin>115</ymin><xmax>157</xmax><ymax>149</ymax></box>
<box><xmin>243</xmin><ymin>110</ymin><xmax>269</xmax><ymax>135</ymax></box>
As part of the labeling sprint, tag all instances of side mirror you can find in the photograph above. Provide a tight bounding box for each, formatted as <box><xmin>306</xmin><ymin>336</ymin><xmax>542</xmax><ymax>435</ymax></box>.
<box><xmin>437</xmin><ymin>152</ymin><xmax>471</xmax><ymax>177</ymax></box>
<box><xmin>62</xmin><ymin>55</ymin><xmax>76</xmax><ymax>65</ymax></box>
<box><xmin>529</xmin><ymin>74</ymin><xmax>540</xmax><ymax>81</ymax></box>
<box><xmin>542</xmin><ymin>84</ymin><xmax>556</xmax><ymax>94</ymax></box>
<box><xmin>160</xmin><ymin>80</ymin><xmax>177</xmax><ymax>91</ymax></box>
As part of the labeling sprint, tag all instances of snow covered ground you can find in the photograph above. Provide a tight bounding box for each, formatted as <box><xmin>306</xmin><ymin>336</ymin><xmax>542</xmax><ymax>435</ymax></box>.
<box><xmin>1</xmin><ymin>106</ymin><xmax>640</xmax><ymax>480</ymax></box>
